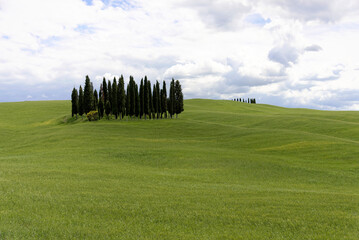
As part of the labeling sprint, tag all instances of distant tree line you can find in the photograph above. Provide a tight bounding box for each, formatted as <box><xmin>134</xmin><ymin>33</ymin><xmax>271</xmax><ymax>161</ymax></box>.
<box><xmin>233</xmin><ymin>98</ymin><xmax>256</xmax><ymax>104</ymax></box>
<box><xmin>71</xmin><ymin>75</ymin><xmax>184</xmax><ymax>120</ymax></box>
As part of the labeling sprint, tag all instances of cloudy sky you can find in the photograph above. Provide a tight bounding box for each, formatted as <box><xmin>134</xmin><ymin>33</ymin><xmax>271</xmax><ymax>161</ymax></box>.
<box><xmin>0</xmin><ymin>0</ymin><xmax>359</xmax><ymax>109</ymax></box>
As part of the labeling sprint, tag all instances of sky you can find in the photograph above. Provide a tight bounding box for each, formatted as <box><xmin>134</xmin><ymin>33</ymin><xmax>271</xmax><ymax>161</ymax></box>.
<box><xmin>0</xmin><ymin>0</ymin><xmax>359</xmax><ymax>110</ymax></box>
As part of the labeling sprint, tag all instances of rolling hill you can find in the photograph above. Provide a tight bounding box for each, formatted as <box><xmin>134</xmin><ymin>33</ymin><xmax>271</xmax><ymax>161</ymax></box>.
<box><xmin>0</xmin><ymin>99</ymin><xmax>358</xmax><ymax>239</ymax></box>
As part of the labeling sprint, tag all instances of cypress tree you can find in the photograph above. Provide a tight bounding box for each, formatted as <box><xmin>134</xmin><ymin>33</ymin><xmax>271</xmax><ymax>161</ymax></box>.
<box><xmin>139</xmin><ymin>79</ymin><xmax>144</xmax><ymax>119</ymax></box>
<box><xmin>108</xmin><ymin>80</ymin><xmax>112</xmax><ymax>113</ymax></box>
<box><xmin>118</xmin><ymin>75</ymin><xmax>126</xmax><ymax>119</ymax></box>
<box><xmin>84</xmin><ymin>75</ymin><xmax>92</xmax><ymax>114</ymax></box>
<box><xmin>156</xmin><ymin>81</ymin><xmax>161</xmax><ymax>119</ymax></box>
<box><xmin>90</xmin><ymin>82</ymin><xmax>95</xmax><ymax>110</ymax></box>
<box><xmin>161</xmin><ymin>80</ymin><xmax>167</xmax><ymax>118</ymax></box>
<box><xmin>169</xmin><ymin>78</ymin><xmax>175</xmax><ymax>118</ymax></box>
<box><xmin>93</xmin><ymin>89</ymin><xmax>98</xmax><ymax>110</ymax></box>
<box><xmin>144</xmin><ymin>76</ymin><xmax>149</xmax><ymax>119</ymax></box>
<box><xmin>71</xmin><ymin>87</ymin><xmax>78</xmax><ymax>118</ymax></box>
<box><xmin>126</xmin><ymin>83</ymin><xmax>131</xmax><ymax>117</ymax></box>
<box><xmin>175</xmin><ymin>80</ymin><xmax>184</xmax><ymax>118</ymax></box>
<box><xmin>153</xmin><ymin>83</ymin><xmax>157</xmax><ymax>119</ymax></box>
<box><xmin>105</xmin><ymin>100</ymin><xmax>111</xmax><ymax>119</ymax></box>
<box><xmin>112</xmin><ymin>78</ymin><xmax>118</xmax><ymax>119</ymax></box>
<box><xmin>102</xmin><ymin>77</ymin><xmax>108</xmax><ymax>104</ymax></box>
<box><xmin>148</xmin><ymin>81</ymin><xmax>153</xmax><ymax>119</ymax></box>
<box><xmin>98</xmin><ymin>98</ymin><xmax>104</xmax><ymax>119</ymax></box>
<box><xmin>135</xmin><ymin>83</ymin><xmax>140</xmax><ymax>118</ymax></box>
<box><xmin>78</xmin><ymin>85</ymin><xmax>84</xmax><ymax>118</ymax></box>
<box><xmin>131</xmin><ymin>77</ymin><xmax>136</xmax><ymax>117</ymax></box>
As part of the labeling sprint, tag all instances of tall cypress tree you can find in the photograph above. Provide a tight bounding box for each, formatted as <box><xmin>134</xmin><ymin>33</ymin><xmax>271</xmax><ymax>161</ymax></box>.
<box><xmin>156</xmin><ymin>81</ymin><xmax>161</xmax><ymax>119</ymax></box>
<box><xmin>175</xmin><ymin>80</ymin><xmax>184</xmax><ymax>118</ymax></box>
<box><xmin>98</xmin><ymin>98</ymin><xmax>104</xmax><ymax>119</ymax></box>
<box><xmin>126</xmin><ymin>84</ymin><xmax>130</xmax><ymax>118</ymax></box>
<box><xmin>90</xmin><ymin>82</ymin><xmax>95</xmax><ymax>111</ymax></box>
<box><xmin>153</xmin><ymin>84</ymin><xmax>158</xmax><ymax>119</ymax></box>
<box><xmin>144</xmin><ymin>76</ymin><xmax>149</xmax><ymax>119</ymax></box>
<box><xmin>169</xmin><ymin>78</ymin><xmax>175</xmax><ymax>118</ymax></box>
<box><xmin>139</xmin><ymin>79</ymin><xmax>144</xmax><ymax>119</ymax></box>
<box><xmin>135</xmin><ymin>83</ymin><xmax>140</xmax><ymax>118</ymax></box>
<box><xmin>161</xmin><ymin>80</ymin><xmax>167</xmax><ymax>118</ymax></box>
<box><xmin>78</xmin><ymin>85</ymin><xmax>84</xmax><ymax>118</ymax></box>
<box><xmin>71</xmin><ymin>87</ymin><xmax>78</xmax><ymax>118</ymax></box>
<box><xmin>112</xmin><ymin>78</ymin><xmax>118</xmax><ymax>119</ymax></box>
<box><xmin>130</xmin><ymin>76</ymin><xmax>136</xmax><ymax>118</ymax></box>
<box><xmin>102</xmin><ymin>77</ymin><xmax>108</xmax><ymax>104</ymax></box>
<box><xmin>148</xmin><ymin>80</ymin><xmax>153</xmax><ymax>119</ymax></box>
<box><xmin>118</xmin><ymin>75</ymin><xmax>126</xmax><ymax>119</ymax></box>
<box><xmin>93</xmin><ymin>89</ymin><xmax>98</xmax><ymax>110</ymax></box>
<box><xmin>84</xmin><ymin>75</ymin><xmax>92</xmax><ymax>114</ymax></box>
<box><xmin>108</xmin><ymin>80</ymin><xmax>112</xmax><ymax>113</ymax></box>
<box><xmin>105</xmin><ymin>100</ymin><xmax>111</xmax><ymax>119</ymax></box>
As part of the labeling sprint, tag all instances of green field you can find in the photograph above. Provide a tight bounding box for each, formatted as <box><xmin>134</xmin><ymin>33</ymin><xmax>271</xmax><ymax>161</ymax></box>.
<box><xmin>0</xmin><ymin>99</ymin><xmax>358</xmax><ymax>239</ymax></box>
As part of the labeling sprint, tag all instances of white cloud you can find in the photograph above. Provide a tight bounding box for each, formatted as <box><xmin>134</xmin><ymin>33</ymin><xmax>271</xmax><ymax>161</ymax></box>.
<box><xmin>0</xmin><ymin>0</ymin><xmax>359</xmax><ymax>109</ymax></box>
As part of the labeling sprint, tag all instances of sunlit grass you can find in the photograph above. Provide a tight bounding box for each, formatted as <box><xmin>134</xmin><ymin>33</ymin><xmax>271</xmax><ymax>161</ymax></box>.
<box><xmin>0</xmin><ymin>99</ymin><xmax>358</xmax><ymax>239</ymax></box>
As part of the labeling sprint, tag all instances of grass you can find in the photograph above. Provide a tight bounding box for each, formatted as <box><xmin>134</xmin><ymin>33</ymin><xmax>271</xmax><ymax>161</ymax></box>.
<box><xmin>0</xmin><ymin>99</ymin><xmax>358</xmax><ymax>239</ymax></box>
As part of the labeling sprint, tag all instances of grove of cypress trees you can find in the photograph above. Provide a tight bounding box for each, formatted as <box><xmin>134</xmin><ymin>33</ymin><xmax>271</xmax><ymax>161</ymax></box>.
<box><xmin>161</xmin><ymin>80</ymin><xmax>167</xmax><ymax>118</ymax></box>
<box><xmin>140</xmin><ymin>79</ymin><xmax>144</xmax><ymax>119</ymax></box>
<box><xmin>175</xmin><ymin>80</ymin><xmax>184</xmax><ymax>118</ymax></box>
<box><xmin>78</xmin><ymin>85</ymin><xmax>84</xmax><ymax>118</ymax></box>
<box><xmin>84</xmin><ymin>75</ymin><xmax>92</xmax><ymax>114</ymax></box>
<box><xmin>112</xmin><ymin>78</ymin><xmax>118</xmax><ymax>119</ymax></box>
<box><xmin>71</xmin><ymin>87</ymin><xmax>78</xmax><ymax>118</ymax></box>
<box><xmin>118</xmin><ymin>75</ymin><xmax>126</xmax><ymax>119</ymax></box>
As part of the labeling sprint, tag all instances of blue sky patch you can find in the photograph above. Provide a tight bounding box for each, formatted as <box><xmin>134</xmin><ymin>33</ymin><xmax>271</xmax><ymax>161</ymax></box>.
<box><xmin>245</xmin><ymin>14</ymin><xmax>271</xmax><ymax>26</ymax></box>
<box><xmin>75</xmin><ymin>24</ymin><xmax>95</xmax><ymax>34</ymax></box>
<box><xmin>82</xmin><ymin>0</ymin><xmax>93</xmax><ymax>6</ymax></box>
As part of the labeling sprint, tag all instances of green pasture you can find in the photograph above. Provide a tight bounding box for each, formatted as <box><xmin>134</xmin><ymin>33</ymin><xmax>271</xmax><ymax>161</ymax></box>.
<box><xmin>0</xmin><ymin>99</ymin><xmax>358</xmax><ymax>239</ymax></box>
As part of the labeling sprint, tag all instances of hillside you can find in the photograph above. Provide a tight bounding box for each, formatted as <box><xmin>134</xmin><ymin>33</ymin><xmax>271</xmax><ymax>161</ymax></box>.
<box><xmin>0</xmin><ymin>99</ymin><xmax>358</xmax><ymax>239</ymax></box>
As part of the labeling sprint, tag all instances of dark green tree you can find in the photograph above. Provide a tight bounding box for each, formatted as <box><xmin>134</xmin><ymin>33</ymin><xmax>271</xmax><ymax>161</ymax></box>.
<box><xmin>126</xmin><ymin>84</ymin><xmax>130</xmax><ymax>118</ymax></box>
<box><xmin>168</xmin><ymin>78</ymin><xmax>175</xmax><ymax>118</ymax></box>
<box><xmin>135</xmin><ymin>83</ymin><xmax>140</xmax><ymax>118</ymax></box>
<box><xmin>112</xmin><ymin>78</ymin><xmax>118</xmax><ymax>119</ymax></box>
<box><xmin>148</xmin><ymin>80</ymin><xmax>153</xmax><ymax>119</ymax></box>
<box><xmin>71</xmin><ymin>87</ymin><xmax>78</xmax><ymax>118</ymax></box>
<box><xmin>118</xmin><ymin>75</ymin><xmax>126</xmax><ymax>119</ymax></box>
<box><xmin>152</xmin><ymin>83</ymin><xmax>157</xmax><ymax>119</ymax></box>
<box><xmin>175</xmin><ymin>80</ymin><xmax>184</xmax><ymax>118</ymax></box>
<box><xmin>130</xmin><ymin>76</ymin><xmax>136</xmax><ymax>118</ymax></box>
<box><xmin>161</xmin><ymin>80</ymin><xmax>167</xmax><ymax>118</ymax></box>
<box><xmin>98</xmin><ymin>98</ymin><xmax>104</xmax><ymax>119</ymax></box>
<box><xmin>93</xmin><ymin>89</ymin><xmax>98</xmax><ymax>110</ymax></box>
<box><xmin>156</xmin><ymin>81</ymin><xmax>161</xmax><ymax>119</ymax></box>
<box><xmin>79</xmin><ymin>85</ymin><xmax>84</xmax><ymax>118</ymax></box>
<box><xmin>139</xmin><ymin>79</ymin><xmax>144</xmax><ymax>119</ymax></box>
<box><xmin>144</xmin><ymin>76</ymin><xmax>149</xmax><ymax>119</ymax></box>
<box><xmin>102</xmin><ymin>77</ymin><xmax>108</xmax><ymax>104</ymax></box>
<box><xmin>84</xmin><ymin>75</ymin><xmax>92</xmax><ymax>114</ymax></box>
<box><xmin>105</xmin><ymin>100</ymin><xmax>111</xmax><ymax>119</ymax></box>
<box><xmin>108</xmin><ymin>80</ymin><xmax>112</xmax><ymax>113</ymax></box>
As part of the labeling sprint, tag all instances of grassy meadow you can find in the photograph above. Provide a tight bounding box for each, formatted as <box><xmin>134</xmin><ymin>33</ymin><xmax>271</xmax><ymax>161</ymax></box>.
<box><xmin>0</xmin><ymin>99</ymin><xmax>358</xmax><ymax>239</ymax></box>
